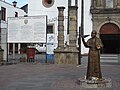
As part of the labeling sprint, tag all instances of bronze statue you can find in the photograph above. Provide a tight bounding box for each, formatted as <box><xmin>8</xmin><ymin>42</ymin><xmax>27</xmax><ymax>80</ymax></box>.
<box><xmin>81</xmin><ymin>30</ymin><xmax>103</xmax><ymax>80</ymax></box>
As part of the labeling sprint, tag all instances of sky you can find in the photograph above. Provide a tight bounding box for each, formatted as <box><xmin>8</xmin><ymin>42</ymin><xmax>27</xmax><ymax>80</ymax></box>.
<box><xmin>5</xmin><ymin>0</ymin><xmax>27</xmax><ymax>7</ymax></box>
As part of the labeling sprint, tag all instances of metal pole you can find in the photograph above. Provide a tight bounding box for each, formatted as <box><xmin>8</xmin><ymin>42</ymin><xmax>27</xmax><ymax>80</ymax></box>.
<box><xmin>74</xmin><ymin>0</ymin><xmax>81</xmax><ymax>64</ymax></box>
<box><xmin>0</xmin><ymin>11</ymin><xmax>1</xmax><ymax>49</ymax></box>
<box><xmin>67</xmin><ymin>0</ymin><xmax>71</xmax><ymax>34</ymax></box>
<box><xmin>78</xmin><ymin>27</ymin><xmax>81</xmax><ymax>65</ymax></box>
<box><xmin>75</xmin><ymin>0</ymin><xmax>78</xmax><ymax>6</ymax></box>
<box><xmin>81</xmin><ymin>0</ymin><xmax>84</xmax><ymax>36</ymax></box>
<box><xmin>13</xmin><ymin>43</ymin><xmax>15</xmax><ymax>59</ymax></box>
<box><xmin>78</xmin><ymin>0</ymin><xmax>84</xmax><ymax>65</ymax></box>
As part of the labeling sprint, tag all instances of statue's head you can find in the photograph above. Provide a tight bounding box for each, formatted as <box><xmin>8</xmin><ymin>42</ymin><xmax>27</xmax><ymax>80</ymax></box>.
<box><xmin>91</xmin><ymin>30</ymin><xmax>97</xmax><ymax>38</ymax></box>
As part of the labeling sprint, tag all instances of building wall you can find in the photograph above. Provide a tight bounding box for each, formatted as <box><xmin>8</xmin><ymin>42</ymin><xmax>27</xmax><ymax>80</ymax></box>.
<box><xmin>28</xmin><ymin>0</ymin><xmax>92</xmax><ymax>54</ymax></box>
<box><xmin>0</xmin><ymin>1</ymin><xmax>26</xmax><ymax>20</ymax></box>
<box><xmin>90</xmin><ymin>0</ymin><xmax>120</xmax><ymax>54</ymax></box>
<box><xmin>0</xmin><ymin>0</ymin><xmax>26</xmax><ymax>61</ymax></box>
<box><xmin>28</xmin><ymin>0</ymin><xmax>68</xmax><ymax>49</ymax></box>
<box><xmin>91</xmin><ymin>0</ymin><xmax>120</xmax><ymax>33</ymax></box>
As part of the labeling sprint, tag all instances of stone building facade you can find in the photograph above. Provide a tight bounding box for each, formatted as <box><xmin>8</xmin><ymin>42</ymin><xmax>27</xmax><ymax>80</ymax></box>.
<box><xmin>90</xmin><ymin>0</ymin><xmax>120</xmax><ymax>54</ymax></box>
<box><xmin>0</xmin><ymin>0</ymin><xmax>26</xmax><ymax>61</ymax></box>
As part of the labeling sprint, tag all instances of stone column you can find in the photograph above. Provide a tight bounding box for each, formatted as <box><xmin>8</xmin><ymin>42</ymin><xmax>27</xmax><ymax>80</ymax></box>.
<box><xmin>54</xmin><ymin>7</ymin><xmax>66</xmax><ymax>64</ymax></box>
<box><xmin>68</xmin><ymin>6</ymin><xmax>78</xmax><ymax>51</ymax></box>
<box><xmin>54</xmin><ymin>6</ymin><xmax>78</xmax><ymax>64</ymax></box>
<box><xmin>57</xmin><ymin>7</ymin><xmax>65</xmax><ymax>50</ymax></box>
<box><xmin>67</xmin><ymin>6</ymin><xmax>79</xmax><ymax>64</ymax></box>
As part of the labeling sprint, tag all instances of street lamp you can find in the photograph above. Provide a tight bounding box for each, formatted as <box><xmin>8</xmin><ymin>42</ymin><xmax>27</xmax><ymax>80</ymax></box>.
<box><xmin>12</xmin><ymin>0</ymin><xmax>17</xmax><ymax>7</ymax></box>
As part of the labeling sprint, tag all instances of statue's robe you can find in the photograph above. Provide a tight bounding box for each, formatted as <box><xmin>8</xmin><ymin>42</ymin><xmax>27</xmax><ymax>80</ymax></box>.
<box><xmin>85</xmin><ymin>37</ymin><xmax>103</xmax><ymax>80</ymax></box>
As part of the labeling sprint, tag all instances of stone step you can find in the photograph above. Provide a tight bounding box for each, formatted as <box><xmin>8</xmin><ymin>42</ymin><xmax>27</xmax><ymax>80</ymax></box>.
<box><xmin>100</xmin><ymin>54</ymin><xmax>118</xmax><ymax>63</ymax></box>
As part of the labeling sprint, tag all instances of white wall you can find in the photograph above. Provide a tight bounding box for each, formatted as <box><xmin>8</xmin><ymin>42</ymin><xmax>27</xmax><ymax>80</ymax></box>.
<box><xmin>0</xmin><ymin>1</ymin><xmax>26</xmax><ymax>61</ymax></box>
<box><xmin>28</xmin><ymin>0</ymin><xmax>92</xmax><ymax>54</ymax></box>
<box><xmin>28</xmin><ymin>0</ymin><xmax>68</xmax><ymax>49</ymax></box>
<box><xmin>0</xmin><ymin>1</ymin><xmax>26</xmax><ymax>20</ymax></box>
<box><xmin>81</xmin><ymin>0</ymin><xmax>92</xmax><ymax>54</ymax></box>
<box><xmin>28</xmin><ymin>0</ymin><xmax>68</xmax><ymax>18</ymax></box>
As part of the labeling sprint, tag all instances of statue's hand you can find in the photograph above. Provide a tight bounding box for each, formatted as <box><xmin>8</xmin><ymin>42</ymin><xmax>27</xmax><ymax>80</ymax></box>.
<box><xmin>96</xmin><ymin>42</ymin><xmax>103</xmax><ymax>50</ymax></box>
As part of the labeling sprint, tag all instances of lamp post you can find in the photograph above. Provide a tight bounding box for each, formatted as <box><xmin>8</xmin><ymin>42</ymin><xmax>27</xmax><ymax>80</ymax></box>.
<box><xmin>12</xmin><ymin>0</ymin><xmax>17</xmax><ymax>7</ymax></box>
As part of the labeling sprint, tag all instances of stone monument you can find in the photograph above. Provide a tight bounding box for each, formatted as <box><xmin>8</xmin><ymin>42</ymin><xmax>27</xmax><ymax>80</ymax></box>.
<box><xmin>54</xmin><ymin>6</ymin><xmax>79</xmax><ymax>64</ymax></box>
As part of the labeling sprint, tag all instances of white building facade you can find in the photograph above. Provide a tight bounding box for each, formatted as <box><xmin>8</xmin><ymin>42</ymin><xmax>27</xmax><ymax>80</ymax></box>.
<box><xmin>0</xmin><ymin>0</ymin><xmax>26</xmax><ymax>61</ymax></box>
<box><xmin>27</xmin><ymin>0</ymin><xmax>92</xmax><ymax>54</ymax></box>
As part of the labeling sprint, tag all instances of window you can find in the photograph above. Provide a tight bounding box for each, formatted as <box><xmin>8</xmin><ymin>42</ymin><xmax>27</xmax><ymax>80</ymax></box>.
<box><xmin>42</xmin><ymin>0</ymin><xmax>54</xmax><ymax>8</ymax></box>
<box><xmin>106</xmin><ymin>0</ymin><xmax>113</xmax><ymax>8</ymax></box>
<box><xmin>15</xmin><ymin>12</ymin><xmax>18</xmax><ymax>17</ymax></box>
<box><xmin>1</xmin><ymin>7</ymin><xmax>6</xmax><ymax>21</ymax></box>
<box><xmin>47</xmin><ymin>25</ymin><xmax>53</xmax><ymax>33</ymax></box>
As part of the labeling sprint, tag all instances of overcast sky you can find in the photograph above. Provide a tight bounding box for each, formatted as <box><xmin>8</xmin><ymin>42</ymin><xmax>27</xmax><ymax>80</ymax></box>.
<box><xmin>5</xmin><ymin>0</ymin><xmax>27</xmax><ymax>7</ymax></box>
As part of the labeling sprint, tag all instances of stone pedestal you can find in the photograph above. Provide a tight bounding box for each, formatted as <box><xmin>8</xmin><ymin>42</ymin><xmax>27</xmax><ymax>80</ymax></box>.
<box><xmin>54</xmin><ymin>48</ymin><xmax>78</xmax><ymax>64</ymax></box>
<box><xmin>66</xmin><ymin>6</ymin><xmax>79</xmax><ymax>64</ymax></box>
<box><xmin>78</xmin><ymin>77</ymin><xmax>112</xmax><ymax>88</ymax></box>
<box><xmin>57</xmin><ymin>7</ymin><xmax>65</xmax><ymax>49</ymax></box>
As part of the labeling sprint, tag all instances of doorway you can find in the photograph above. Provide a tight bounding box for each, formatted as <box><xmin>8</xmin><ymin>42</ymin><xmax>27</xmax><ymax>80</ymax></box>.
<box><xmin>100</xmin><ymin>23</ymin><xmax>120</xmax><ymax>54</ymax></box>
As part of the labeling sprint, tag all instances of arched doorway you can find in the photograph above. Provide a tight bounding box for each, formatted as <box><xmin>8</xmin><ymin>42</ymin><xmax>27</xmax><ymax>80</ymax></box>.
<box><xmin>100</xmin><ymin>23</ymin><xmax>120</xmax><ymax>54</ymax></box>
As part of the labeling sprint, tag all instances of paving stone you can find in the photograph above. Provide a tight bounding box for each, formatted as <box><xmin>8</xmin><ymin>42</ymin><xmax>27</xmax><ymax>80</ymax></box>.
<box><xmin>0</xmin><ymin>56</ymin><xmax>119</xmax><ymax>90</ymax></box>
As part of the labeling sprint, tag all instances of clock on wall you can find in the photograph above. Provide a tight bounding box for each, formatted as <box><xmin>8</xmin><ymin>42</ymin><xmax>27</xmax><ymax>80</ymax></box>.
<box><xmin>42</xmin><ymin>0</ymin><xmax>54</xmax><ymax>8</ymax></box>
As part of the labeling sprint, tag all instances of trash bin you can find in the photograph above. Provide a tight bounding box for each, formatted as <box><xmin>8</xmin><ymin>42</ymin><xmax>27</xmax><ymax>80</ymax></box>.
<box><xmin>27</xmin><ymin>47</ymin><xmax>35</xmax><ymax>62</ymax></box>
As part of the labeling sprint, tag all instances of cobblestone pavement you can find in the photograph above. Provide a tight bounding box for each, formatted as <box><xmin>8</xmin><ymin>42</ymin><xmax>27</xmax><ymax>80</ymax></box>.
<box><xmin>0</xmin><ymin>56</ymin><xmax>120</xmax><ymax>90</ymax></box>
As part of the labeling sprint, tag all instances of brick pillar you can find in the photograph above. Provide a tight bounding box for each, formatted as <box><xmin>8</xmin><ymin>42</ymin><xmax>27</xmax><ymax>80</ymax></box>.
<box><xmin>68</xmin><ymin>6</ymin><xmax>78</xmax><ymax>50</ymax></box>
<box><xmin>57</xmin><ymin>7</ymin><xmax>65</xmax><ymax>49</ymax></box>
<box><xmin>54</xmin><ymin>6</ymin><xmax>78</xmax><ymax>65</ymax></box>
